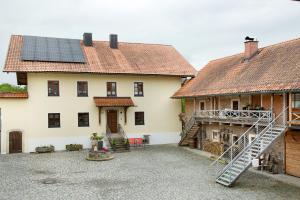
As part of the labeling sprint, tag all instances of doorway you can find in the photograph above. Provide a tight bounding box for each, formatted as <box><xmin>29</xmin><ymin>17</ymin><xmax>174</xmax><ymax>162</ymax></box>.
<box><xmin>9</xmin><ymin>131</ymin><xmax>22</xmax><ymax>153</ymax></box>
<box><xmin>107</xmin><ymin>110</ymin><xmax>118</xmax><ymax>133</ymax></box>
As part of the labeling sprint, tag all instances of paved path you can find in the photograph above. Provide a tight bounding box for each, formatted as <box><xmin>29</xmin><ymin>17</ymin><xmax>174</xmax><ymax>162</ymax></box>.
<box><xmin>0</xmin><ymin>145</ymin><xmax>299</xmax><ymax>200</ymax></box>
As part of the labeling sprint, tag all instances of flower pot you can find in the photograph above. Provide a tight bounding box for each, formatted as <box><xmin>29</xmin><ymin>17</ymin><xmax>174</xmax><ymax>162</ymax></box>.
<box><xmin>97</xmin><ymin>141</ymin><xmax>103</xmax><ymax>150</ymax></box>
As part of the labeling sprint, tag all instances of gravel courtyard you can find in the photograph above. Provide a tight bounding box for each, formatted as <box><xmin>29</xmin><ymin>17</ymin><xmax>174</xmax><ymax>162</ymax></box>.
<box><xmin>0</xmin><ymin>145</ymin><xmax>300</xmax><ymax>200</ymax></box>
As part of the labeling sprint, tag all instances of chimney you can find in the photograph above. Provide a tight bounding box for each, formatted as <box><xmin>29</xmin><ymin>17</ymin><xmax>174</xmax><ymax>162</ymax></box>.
<box><xmin>244</xmin><ymin>36</ymin><xmax>258</xmax><ymax>59</ymax></box>
<box><xmin>83</xmin><ymin>33</ymin><xmax>93</xmax><ymax>46</ymax></box>
<box><xmin>109</xmin><ymin>34</ymin><xmax>118</xmax><ymax>49</ymax></box>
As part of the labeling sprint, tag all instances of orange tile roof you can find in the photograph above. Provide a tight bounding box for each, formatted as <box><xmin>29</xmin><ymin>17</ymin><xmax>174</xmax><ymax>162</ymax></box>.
<box><xmin>94</xmin><ymin>97</ymin><xmax>135</xmax><ymax>107</ymax></box>
<box><xmin>0</xmin><ymin>92</ymin><xmax>28</xmax><ymax>98</ymax></box>
<box><xmin>173</xmin><ymin>37</ymin><xmax>300</xmax><ymax>98</ymax></box>
<box><xmin>4</xmin><ymin>35</ymin><xmax>196</xmax><ymax>77</ymax></box>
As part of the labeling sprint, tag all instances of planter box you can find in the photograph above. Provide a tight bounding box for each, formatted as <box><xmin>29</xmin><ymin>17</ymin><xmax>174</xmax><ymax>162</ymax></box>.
<box><xmin>66</xmin><ymin>144</ymin><xmax>83</xmax><ymax>151</ymax></box>
<box><xmin>35</xmin><ymin>146</ymin><xmax>55</xmax><ymax>153</ymax></box>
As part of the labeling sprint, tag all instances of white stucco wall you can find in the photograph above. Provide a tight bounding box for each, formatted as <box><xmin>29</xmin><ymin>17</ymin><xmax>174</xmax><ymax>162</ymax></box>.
<box><xmin>0</xmin><ymin>73</ymin><xmax>182</xmax><ymax>153</ymax></box>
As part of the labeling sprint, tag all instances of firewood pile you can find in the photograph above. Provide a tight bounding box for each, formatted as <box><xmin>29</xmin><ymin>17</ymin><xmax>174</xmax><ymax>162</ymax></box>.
<box><xmin>202</xmin><ymin>140</ymin><xmax>223</xmax><ymax>155</ymax></box>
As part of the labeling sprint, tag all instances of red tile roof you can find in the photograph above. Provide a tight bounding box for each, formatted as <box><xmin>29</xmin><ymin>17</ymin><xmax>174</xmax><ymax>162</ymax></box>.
<box><xmin>4</xmin><ymin>35</ymin><xmax>196</xmax><ymax>77</ymax></box>
<box><xmin>0</xmin><ymin>92</ymin><xmax>28</xmax><ymax>98</ymax></box>
<box><xmin>94</xmin><ymin>97</ymin><xmax>135</xmax><ymax>107</ymax></box>
<box><xmin>173</xmin><ymin>37</ymin><xmax>300</xmax><ymax>98</ymax></box>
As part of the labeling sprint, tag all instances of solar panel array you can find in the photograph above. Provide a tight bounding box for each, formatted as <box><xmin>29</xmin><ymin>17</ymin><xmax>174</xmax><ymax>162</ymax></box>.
<box><xmin>21</xmin><ymin>36</ymin><xmax>86</xmax><ymax>63</ymax></box>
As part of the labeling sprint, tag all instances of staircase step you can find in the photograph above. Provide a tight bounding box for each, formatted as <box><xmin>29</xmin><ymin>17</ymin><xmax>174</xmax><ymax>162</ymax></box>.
<box><xmin>217</xmin><ymin>177</ymin><xmax>231</xmax><ymax>186</ymax></box>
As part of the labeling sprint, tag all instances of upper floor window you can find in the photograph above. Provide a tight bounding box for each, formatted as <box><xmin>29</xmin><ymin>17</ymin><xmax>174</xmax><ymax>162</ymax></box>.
<box><xmin>231</xmin><ymin>100</ymin><xmax>239</xmax><ymax>110</ymax></box>
<box><xmin>77</xmin><ymin>81</ymin><xmax>88</xmax><ymax>97</ymax></box>
<box><xmin>107</xmin><ymin>82</ymin><xmax>117</xmax><ymax>97</ymax></box>
<box><xmin>292</xmin><ymin>93</ymin><xmax>300</xmax><ymax>108</ymax></box>
<box><xmin>48</xmin><ymin>81</ymin><xmax>59</xmax><ymax>96</ymax></box>
<box><xmin>134</xmin><ymin>82</ymin><xmax>144</xmax><ymax>97</ymax></box>
<box><xmin>48</xmin><ymin>113</ymin><xmax>60</xmax><ymax>128</ymax></box>
<box><xmin>135</xmin><ymin>112</ymin><xmax>145</xmax><ymax>125</ymax></box>
<box><xmin>78</xmin><ymin>113</ymin><xmax>89</xmax><ymax>127</ymax></box>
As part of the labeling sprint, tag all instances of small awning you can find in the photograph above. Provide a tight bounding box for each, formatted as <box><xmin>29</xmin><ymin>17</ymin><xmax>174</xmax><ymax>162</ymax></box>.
<box><xmin>93</xmin><ymin>97</ymin><xmax>135</xmax><ymax>107</ymax></box>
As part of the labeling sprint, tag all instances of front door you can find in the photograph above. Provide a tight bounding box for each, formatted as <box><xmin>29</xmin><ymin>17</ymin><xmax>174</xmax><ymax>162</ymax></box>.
<box><xmin>9</xmin><ymin>131</ymin><xmax>22</xmax><ymax>153</ymax></box>
<box><xmin>107</xmin><ymin>110</ymin><xmax>118</xmax><ymax>133</ymax></box>
<box><xmin>232</xmin><ymin>100</ymin><xmax>239</xmax><ymax>110</ymax></box>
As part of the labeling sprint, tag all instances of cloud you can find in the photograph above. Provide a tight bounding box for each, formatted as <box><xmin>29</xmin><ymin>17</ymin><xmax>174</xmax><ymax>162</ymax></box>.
<box><xmin>0</xmin><ymin>0</ymin><xmax>300</xmax><ymax>84</ymax></box>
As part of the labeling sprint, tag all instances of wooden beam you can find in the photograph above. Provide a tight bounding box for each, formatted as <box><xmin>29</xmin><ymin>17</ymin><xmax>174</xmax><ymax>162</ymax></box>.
<box><xmin>218</xmin><ymin>96</ymin><xmax>221</xmax><ymax>110</ymax></box>
<box><xmin>261</xmin><ymin>94</ymin><xmax>263</xmax><ymax>108</ymax></box>
<box><xmin>193</xmin><ymin>98</ymin><xmax>196</xmax><ymax>113</ymax></box>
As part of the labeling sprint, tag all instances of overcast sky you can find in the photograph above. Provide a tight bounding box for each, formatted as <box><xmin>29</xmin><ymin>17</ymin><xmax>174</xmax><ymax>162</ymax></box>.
<box><xmin>0</xmin><ymin>0</ymin><xmax>300</xmax><ymax>84</ymax></box>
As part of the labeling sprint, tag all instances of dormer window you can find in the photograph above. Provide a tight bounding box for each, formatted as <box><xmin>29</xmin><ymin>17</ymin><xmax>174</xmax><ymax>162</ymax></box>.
<box><xmin>107</xmin><ymin>82</ymin><xmax>117</xmax><ymax>97</ymax></box>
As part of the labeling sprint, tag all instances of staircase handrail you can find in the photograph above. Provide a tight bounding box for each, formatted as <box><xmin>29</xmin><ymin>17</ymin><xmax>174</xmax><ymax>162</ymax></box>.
<box><xmin>106</xmin><ymin>125</ymin><xmax>113</xmax><ymax>143</ymax></box>
<box><xmin>210</xmin><ymin>111</ymin><xmax>271</xmax><ymax>167</ymax></box>
<box><xmin>181</xmin><ymin>113</ymin><xmax>196</xmax><ymax>139</ymax></box>
<box><xmin>118</xmin><ymin>123</ymin><xmax>128</xmax><ymax>140</ymax></box>
<box><xmin>214</xmin><ymin>107</ymin><xmax>288</xmax><ymax>177</ymax></box>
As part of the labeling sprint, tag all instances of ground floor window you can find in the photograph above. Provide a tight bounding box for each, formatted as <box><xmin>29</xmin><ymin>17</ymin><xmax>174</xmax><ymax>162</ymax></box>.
<box><xmin>48</xmin><ymin>113</ymin><xmax>60</xmax><ymax>128</ymax></box>
<box><xmin>135</xmin><ymin>112</ymin><xmax>144</xmax><ymax>125</ymax></box>
<box><xmin>78</xmin><ymin>113</ymin><xmax>89</xmax><ymax>127</ymax></box>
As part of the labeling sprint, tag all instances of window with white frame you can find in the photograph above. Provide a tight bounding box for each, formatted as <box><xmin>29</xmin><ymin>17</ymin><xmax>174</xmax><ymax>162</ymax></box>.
<box><xmin>212</xmin><ymin>130</ymin><xmax>220</xmax><ymax>142</ymax></box>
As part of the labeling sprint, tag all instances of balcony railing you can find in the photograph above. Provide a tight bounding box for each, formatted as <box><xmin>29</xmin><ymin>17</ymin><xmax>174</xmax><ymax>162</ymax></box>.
<box><xmin>194</xmin><ymin>109</ymin><xmax>272</xmax><ymax>125</ymax></box>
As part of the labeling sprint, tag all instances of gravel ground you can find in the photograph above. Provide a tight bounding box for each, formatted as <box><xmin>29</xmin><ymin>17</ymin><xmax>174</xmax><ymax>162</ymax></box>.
<box><xmin>0</xmin><ymin>144</ymin><xmax>300</xmax><ymax>200</ymax></box>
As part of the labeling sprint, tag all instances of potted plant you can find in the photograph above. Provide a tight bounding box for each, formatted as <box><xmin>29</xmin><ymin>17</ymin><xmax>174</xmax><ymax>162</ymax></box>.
<box><xmin>90</xmin><ymin>133</ymin><xmax>104</xmax><ymax>151</ymax></box>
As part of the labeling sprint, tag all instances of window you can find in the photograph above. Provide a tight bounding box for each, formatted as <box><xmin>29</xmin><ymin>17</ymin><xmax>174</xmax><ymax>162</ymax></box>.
<box><xmin>48</xmin><ymin>113</ymin><xmax>60</xmax><ymax>128</ymax></box>
<box><xmin>232</xmin><ymin>100</ymin><xmax>239</xmax><ymax>110</ymax></box>
<box><xmin>134</xmin><ymin>82</ymin><xmax>144</xmax><ymax>96</ymax></box>
<box><xmin>232</xmin><ymin>134</ymin><xmax>239</xmax><ymax>145</ymax></box>
<box><xmin>292</xmin><ymin>93</ymin><xmax>300</xmax><ymax>108</ymax></box>
<box><xmin>212</xmin><ymin>130</ymin><xmax>220</xmax><ymax>142</ymax></box>
<box><xmin>48</xmin><ymin>81</ymin><xmax>59</xmax><ymax>96</ymax></box>
<box><xmin>200</xmin><ymin>101</ymin><xmax>205</xmax><ymax>110</ymax></box>
<box><xmin>77</xmin><ymin>81</ymin><xmax>88</xmax><ymax>97</ymax></box>
<box><xmin>135</xmin><ymin>112</ymin><xmax>144</xmax><ymax>125</ymax></box>
<box><xmin>107</xmin><ymin>82</ymin><xmax>117</xmax><ymax>97</ymax></box>
<box><xmin>78</xmin><ymin>113</ymin><xmax>89</xmax><ymax>127</ymax></box>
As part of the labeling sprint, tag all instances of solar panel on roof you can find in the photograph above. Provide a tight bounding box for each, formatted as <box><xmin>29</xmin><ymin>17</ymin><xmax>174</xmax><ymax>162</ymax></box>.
<box><xmin>21</xmin><ymin>36</ymin><xmax>86</xmax><ymax>63</ymax></box>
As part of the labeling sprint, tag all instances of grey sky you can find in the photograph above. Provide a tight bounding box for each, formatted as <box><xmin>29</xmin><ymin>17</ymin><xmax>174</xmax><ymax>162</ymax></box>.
<box><xmin>0</xmin><ymin>0</ymin><xmax>300</xmax><ymax>84</ymax></box>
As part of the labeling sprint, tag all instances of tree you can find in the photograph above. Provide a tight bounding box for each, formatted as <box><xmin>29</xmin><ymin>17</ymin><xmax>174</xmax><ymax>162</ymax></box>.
<box><xmin>0</xmin><ymin>83</ymin><xmax>27</xmax><ymax>92</ymax></box>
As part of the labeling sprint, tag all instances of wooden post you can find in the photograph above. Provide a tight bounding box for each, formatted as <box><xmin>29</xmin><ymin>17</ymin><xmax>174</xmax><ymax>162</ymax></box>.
<box><xmin>239</xmin><ymin>95</ymin><xmax>241</xmax><ymax>110</ymax></box>
<box><xmin>271</xmin><ymin>93</ymin><xmax>274</xmax><ymax>113</ymax></box>
<box><xmin>193</xmin><ymin>98</ymin><xmax>196</xmax><ymax>113</ymax></box>
<box><xmin>124</xmin><ymin>107</ymin><xmax>128</xmax><ymax>124</ymax></box>
<box><xmin>260</xmin><ymin>94</ymin><xmax>263</xmax><ymax>108</ymax></box>
<box><xmin>98</xmin><ymin>107</ymin><xmax>102</xmax><ymax>125</ymax></box>
<box><xmin>289</xmin><ymin>92</ymin><xmax>292</xmax><ymax>126</ymax></box>
<box><xmin>218</xmin><ymin>96</ymin><xmax>221</xmax><ymax>110</ymax></box>
<box><xmin>283</xmin><ymin>93</ymin><xmax>287</xmax><ymax>125</ymax></box>
<box><xmin>249</xmin><ymin>95</ymin><xmax>252</xmax><ymax>105</ymax></box>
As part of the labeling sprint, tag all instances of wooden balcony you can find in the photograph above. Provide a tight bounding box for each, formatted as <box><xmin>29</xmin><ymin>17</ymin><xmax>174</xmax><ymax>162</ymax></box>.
<box><xmin>194</xmin><ymin>110</ymin><xmax>273</xmax><ymax>125</ymax></box>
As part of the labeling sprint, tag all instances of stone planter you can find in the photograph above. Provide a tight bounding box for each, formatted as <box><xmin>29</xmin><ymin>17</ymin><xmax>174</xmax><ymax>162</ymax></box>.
<box><xmin>35</xmin><ymin>145</ymin><xmax>55</xmax><ymax>153</ymax></box>
<box><xmin>66</xmin><ymin>144</ymin><xmax>83</xmax><ymax>151</ymax></box>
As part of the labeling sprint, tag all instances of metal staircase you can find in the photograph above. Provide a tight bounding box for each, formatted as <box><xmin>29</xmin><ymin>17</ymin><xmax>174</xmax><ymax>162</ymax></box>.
<box><xmin>179</xmin><ymin>115</ymin><xmax>200</xmax><ymax>146</ymax></box>
<box><xmin>211</xmin><ymin>107</ymin><xmax>288</xmax><ymax>187</ymax></box>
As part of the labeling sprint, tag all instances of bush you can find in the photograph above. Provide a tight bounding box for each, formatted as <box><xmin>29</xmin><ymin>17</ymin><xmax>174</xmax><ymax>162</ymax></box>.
<box><xmin>66</xmin><ymin>144</ymin><xmax>83</xmax><ymax>151</ymax></box>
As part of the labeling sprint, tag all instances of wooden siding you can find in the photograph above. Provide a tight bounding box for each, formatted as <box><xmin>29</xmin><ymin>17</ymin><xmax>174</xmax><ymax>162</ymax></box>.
<box><xmin>285</xmin><ymin>131</ymin><xmax>300</xmax><ymax>178</ymax></box>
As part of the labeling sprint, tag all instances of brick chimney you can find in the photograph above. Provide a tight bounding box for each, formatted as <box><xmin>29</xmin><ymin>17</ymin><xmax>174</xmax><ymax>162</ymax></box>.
<box><xmin>244</xmin><ymin>36</ymin><xmax>258</xmax><ymax>59</ymax></box>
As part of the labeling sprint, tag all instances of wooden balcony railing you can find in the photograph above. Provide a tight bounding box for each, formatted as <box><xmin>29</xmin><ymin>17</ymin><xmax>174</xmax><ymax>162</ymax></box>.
<box><xmin>194</xmin><ymin>110</ymin><xmax>273</xmax><ymax>125</ymax></box>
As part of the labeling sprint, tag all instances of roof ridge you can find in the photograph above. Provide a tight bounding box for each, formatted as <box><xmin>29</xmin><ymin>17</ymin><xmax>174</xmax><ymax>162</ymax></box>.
<box><xmin>205</xmin><ymin>36</ymin><xmax>300</xmax><ymax>65</ymax></box>
<box><xmin>92</xmin><ymin>40</ymin><xmax>172</xmax><ymax>46</ymax></box>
